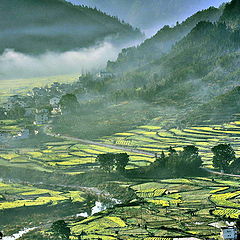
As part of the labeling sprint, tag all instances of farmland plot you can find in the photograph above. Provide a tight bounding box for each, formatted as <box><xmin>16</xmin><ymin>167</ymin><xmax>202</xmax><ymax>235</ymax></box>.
<box><xmin>99</xmin><ymin>121</ymin><xmax>240</xmax><ymax>168</ymax></box>
<box><xmin>0</xmin><ymin>181</ymin><xmax>85</xmax><ymax>211</ymax></box>
<box><xmin>61</xmin><ymin>177</ymin><xmax>240</xmax><ymax>240</ymax></box>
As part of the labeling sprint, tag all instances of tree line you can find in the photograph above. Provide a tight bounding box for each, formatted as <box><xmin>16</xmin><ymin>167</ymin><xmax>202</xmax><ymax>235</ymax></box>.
<box><xmin>95</xmin><ymin>143</ymin><xmax>240</xmax><ymax>177</ymax></box>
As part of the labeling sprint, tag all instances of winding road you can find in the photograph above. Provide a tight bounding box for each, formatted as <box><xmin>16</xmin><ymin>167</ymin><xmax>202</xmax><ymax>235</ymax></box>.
<box><xmin>45</xmin><ymin>125</ymin><xmax>155</xmax><ymax>157</ymax></box>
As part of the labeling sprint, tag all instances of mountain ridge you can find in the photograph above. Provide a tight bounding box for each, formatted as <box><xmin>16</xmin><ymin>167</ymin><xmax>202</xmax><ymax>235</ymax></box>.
<box><xmin>0</xmin><ymin>0</ymin><xmax>142</xmax><ymax>54</ymax></box>
<box><xmin>68</xmin><ymin>0</ymin><xmax>229</xmax><ymax>34</ymax></box>
<box><xmin>107</xmin><ymin>6</ymin><xmax>223</xmax><ymax>73</ymax></box>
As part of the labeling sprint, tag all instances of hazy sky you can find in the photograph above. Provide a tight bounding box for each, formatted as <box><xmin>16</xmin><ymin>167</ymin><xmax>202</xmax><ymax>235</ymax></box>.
<box><xmin>68</xmin><ymin>0</ymin><xmax>230</xmax><ymax>36</ymax></box>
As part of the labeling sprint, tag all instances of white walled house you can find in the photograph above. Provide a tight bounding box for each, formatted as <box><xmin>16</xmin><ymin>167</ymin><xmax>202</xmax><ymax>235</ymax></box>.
<box><xmin>14</xmin><ymin>129</ymin><xmax>30</xmax><ymax>140</ymax></box>
<box><xmin>50</xmin><ymin>97</ymin><xmax>60</xmax><ymax>107</ymax></box>
<box><xmin>221</xmin><ymin>227</ymin><xmax>238</xmax><ymax>240</ymax></box>
<box><xmin>3</xmin><ymin>102</ymin><xmax>13</xmax><ymax>111</ymax></box>
<box><xmin>51</xmin><ymin>107</ymin><xmax>62</xmax><ymax>115</ymax></box>
<box><xmin>97</xmin><ymin>71</ymin><xmax>114</xmax><ymax>79</ymax></box>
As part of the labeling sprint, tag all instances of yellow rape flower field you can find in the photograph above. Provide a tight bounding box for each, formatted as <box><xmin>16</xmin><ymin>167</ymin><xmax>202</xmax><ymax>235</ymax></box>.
<box><xmin>57</xmin><ymin>177</ymin><xmax>240</xmax><ymax>240</ymax></box>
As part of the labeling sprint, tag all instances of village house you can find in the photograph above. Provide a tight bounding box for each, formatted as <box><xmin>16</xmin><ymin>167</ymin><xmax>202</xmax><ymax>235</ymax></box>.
<box><xmin>221</xmin><ymin>226</ymin><xmax>238</xmax><ymax>240</ymax></box>
<box><xmin>51</xmin><ymin>82</ymin><xmax>61</xmax><ymax>89</ymax></box>
<box><xmin>17</xmin><ymin>100</ymin><xmax>27</xmax><ymax>108</ymax></box>
<box><xmin>14</xmin><ymin>129</ymin><xmax>30</xmax><ymax>140</ymax></box>
<box><xmin>34</xmin><ymin>113</ymin><xmax>49</xmax><ymax>125</ymax></box>
<box><xmin>97</xmin><ymin>71</ymin><xmax>114</xmax><ymax>79</ymax></box>
<box><xmin>32</xmin><ymin>87</ymin><xmax>46</xmax><ymax>96</ymax></box>
<box><xmin>34</xmin><ymin>109</ymin><xmax>49</xmax><ymax>125</ymax></box>
<box><xmin>50</xmin><ymin>97</ymin><xmax>61</xmax><ymax>107</ymax></box>
<box><xmin>3</xmin><ymin>102</ymin><xmax>13</xmax><ymax>112</ymax></box>
<box><xmin>51</xmin><ymin>107</ymin><xmax>62</xmax><ymax>115</ymax></box>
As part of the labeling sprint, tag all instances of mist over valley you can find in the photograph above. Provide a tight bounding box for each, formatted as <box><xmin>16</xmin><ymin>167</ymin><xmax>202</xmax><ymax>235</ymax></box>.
<box><xmin>1</xmin><ymin>1</ymin><xmax>240</xmax><ymax>240</ymax></box>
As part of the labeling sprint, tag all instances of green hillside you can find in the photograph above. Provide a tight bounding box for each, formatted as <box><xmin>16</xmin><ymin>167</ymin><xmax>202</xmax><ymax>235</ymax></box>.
<box><xmin>220</xmin><ymin>0</ymin><xmax>240</xmax><ymax>28</ymax></box>
<box><xmin>0</xmin><ymin>0</ymin><xmax>142</xmax><ymax>54</ymax></box>
<box><xmin>107</xmin><ymin>6</ymin><xmax>223</xmax><ymax>72</ymax></box>
<box><xmin>100</xmin><ymin>0</ymin><xmax>240</xmax><ymax>127</ymax></box>
<box><xmin>181</xmin><ymin>86</ymin><xmax>240</xmax><ymax>126</ymax></box>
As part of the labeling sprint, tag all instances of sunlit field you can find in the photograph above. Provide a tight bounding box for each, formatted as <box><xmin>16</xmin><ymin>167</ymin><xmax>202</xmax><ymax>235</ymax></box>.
<box><xmin>0</xmin><ymin>139</ymin><xmax>155</xmax><ymax>176</ymax></box>
<box><xmin>0</xmin><ymin>74</ymin><xmax>79</xmax><ymax>103</ymax></box>
<box><xmin>0</xmin><ymin>181</ymin><xmax>85</xmax><ymax>211</ymax></box>
<box><xmin>2</xmin><ymin>120</ymin><xmax>240</xmax><ymax>176</ymax></box>
<box><xmin>65</xmin><ymin>177</ymin><xmax>240</xmax><ymax>239</ymax></box>
<box><xmin>99</xmin><ymin>120</ymin><xmax>240</xmax><ymax>169</ymax></box>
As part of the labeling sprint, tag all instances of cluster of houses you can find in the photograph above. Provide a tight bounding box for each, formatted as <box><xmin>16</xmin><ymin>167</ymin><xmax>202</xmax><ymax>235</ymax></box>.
<box><xmin>0</xmin><ymin>82</ymin><xmax>68</xmax><ymax>143</ymax></box>
<box><xmin>2</xmin><ymin>95</ymin><xmax>62</xmax><ymax>124</ymax></box>
<box><xmin>0</xmin><ymin>72</ymin><xmax>115</xmax><ymax>143</ymax></box>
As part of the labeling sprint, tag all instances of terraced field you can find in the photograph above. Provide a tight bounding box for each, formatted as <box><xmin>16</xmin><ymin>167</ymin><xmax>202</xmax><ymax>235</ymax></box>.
<box><xmin>0</xmin><ymin>119</ymin><xmax>25</xmax><ymax>137</ymax></box>
<box><xmin>2</xmin><ymin>119</ymin><xmax>240</xmax><ymax>175</ymax></box>
<box><xmin>2</xmin><ymin>116</ymin><xmax>240</xmax><ymax>239</ymax></box>
<box><xmin>0</xmin><ymin>180</ymin><xmax>85</xmax><ymax>211</ymax></box>
<box><xmin>99</xmin><ymin>121</ymin><xmax>240</xmax><ymax>168</ymax></box>
<box><xmin>66</xmin><ymin>177</ymin><xmax>240</xmax><ymax>240</ymax></box>
<box><xmin>0</xmin><ymin>139</ymin><xmax>155</xmax><ymax>175</ymax></box>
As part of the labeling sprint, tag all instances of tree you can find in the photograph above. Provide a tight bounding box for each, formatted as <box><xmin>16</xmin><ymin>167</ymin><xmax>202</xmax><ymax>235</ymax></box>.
<box><xmin>0</xmin><ymin>108</ymin><xmax>6</xmax><ymax>120</ymax></box>
<box><xmin>59</xmin><ymin>94</ymin><xmax>79</xmax><ymax>113</ymax></box>
<box><xmin>115</xmin><ymin>153</ymin><xmax>129</xmax><ymax>172</ymax></box>
<box><xmin>168</xmin><ymin>146</ymin><xmax>177</xmax><ymax>156</ymax></box>
<box><xmin>182</xmin><ymin>145</ymin><xmax>199</xmax><ymax>156</ymax></box>
<box><xmin>179</xmin><ymin>145</ymin><xmax>202</xmax><ymax>175</ymax></box>
<box><xmin>230</xmin><ymin>157</ymin><xmax>240</xmax><ymax>174</ymax></box>
<box><xmin>164</xmin><ymin>145</ymin><xmax>202</xmax><ymax>177</ymax></box>
<box><xmin>7</xmin><ymin>104</ymin><xmax>25</xmax><ymax>119</ymax></box>
<box><xmin>96</xmin><ymin>153</ymin><xmax>115</xmax><ymax>172</ymax></box>
<box><xmin>155</xmin><ymin>151</ymin><xmax>167</xmax><ymax>167</ymax></box>
<box><xmin>51</xmin><ymin>220</ymin><xmax>70</xmax><ymax>240</ymax></box>
<box><xmin>165</xmin><ymin>147</ymin><xmax>179</xmax><ymax>176</ymax></box>
<box><xmin>96</xmin><ymin>153</ymin><xmax>129</xmax><ymax>172</ymax></box>
<box><xmin>211</xmin><ymin>144</ymin><xmax>236</xmax><ymax>172</ymax></box>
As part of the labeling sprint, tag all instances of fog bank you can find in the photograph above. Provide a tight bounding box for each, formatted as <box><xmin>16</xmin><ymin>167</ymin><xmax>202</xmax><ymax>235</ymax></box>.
<box><xmin>0</xmin><ymin>42</ymin><xmax>120</xmax><ymax>80</ymax></box>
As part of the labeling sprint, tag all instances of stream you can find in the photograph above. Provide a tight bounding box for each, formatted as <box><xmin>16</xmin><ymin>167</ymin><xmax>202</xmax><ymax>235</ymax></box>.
<box><xmin>2</xmin><ymin>228</ymin><xmax>36</xmax><ymax>240</ymax></box>
<box><xmin>2</xmin><ymin>198</ymin><xmax>120</xmax><ymax>240</ymax></box>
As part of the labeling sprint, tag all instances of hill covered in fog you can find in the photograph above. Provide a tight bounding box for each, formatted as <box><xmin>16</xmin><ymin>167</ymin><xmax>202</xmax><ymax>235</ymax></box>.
<box><xmin>0</xmin><ymin>0</ymin><xmax>142</xmax><ymax>54</ymax></box>
<box><xmin>101</xmin><ymin>0</ymin><xmax>240</xmax><ymax>126</ymax></box>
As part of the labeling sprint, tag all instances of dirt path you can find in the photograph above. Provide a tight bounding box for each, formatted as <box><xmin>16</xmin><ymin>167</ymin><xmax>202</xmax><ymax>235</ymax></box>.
<box><xmin>202</xmin><ymin>167</ymin><xmax>240</xmax><ymax>178</ymax></box>
<box><xmin>45</xmin><ymin>125</ymin><xmax>155</xmax><ymax>157</ymax></box>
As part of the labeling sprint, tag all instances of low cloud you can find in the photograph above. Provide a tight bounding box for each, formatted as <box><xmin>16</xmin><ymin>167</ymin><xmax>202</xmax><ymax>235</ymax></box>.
<box><xmin>0</xmin><ymin>42</ymin><xmax>119</xmax><ymax>80</ymax></box>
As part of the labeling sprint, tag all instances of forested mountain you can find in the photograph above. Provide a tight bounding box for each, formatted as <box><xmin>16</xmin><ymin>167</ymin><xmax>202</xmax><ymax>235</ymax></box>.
<box><xmin>97</xmin><ymin>0</ymin><xmax>240</xmax><ymax>126</ymax></box>
<box><xmin>107</xmin><ymin>6</ymin><xmax>224</xmax><ymax>73</ymax></box>
<box><xmin>180</xmin><ymin>86</ymin><xmax>240</xmax><ymax>126</ymax></box>
<box><xmin>220</xmin><ymin>0</ymin><xmax>240</xmax><ymax>28</ymax></box>
<box><xmin>69</xmin><ymin>0</ymin><xmax>228</xmax><ymax>34</ymax></box>
<box><xmin>0</xmin><ymin>0</ymin><xmax>142</xmax><ymax>54</ymax></box>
